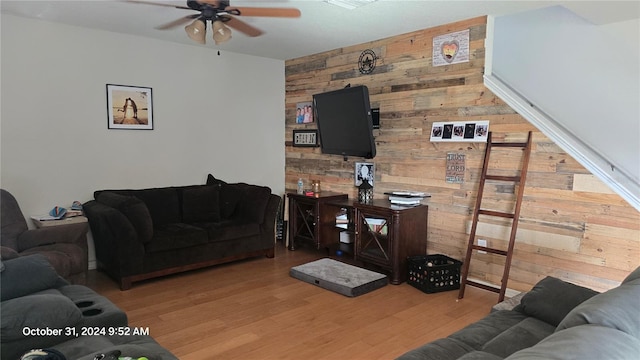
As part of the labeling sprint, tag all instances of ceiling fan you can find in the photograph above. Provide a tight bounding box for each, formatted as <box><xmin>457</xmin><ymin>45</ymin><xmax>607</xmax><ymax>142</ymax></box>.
<box><xmin>127</xmin><ymin>0</ymin><xmax>301</xmax><ymax>45</ymax></box>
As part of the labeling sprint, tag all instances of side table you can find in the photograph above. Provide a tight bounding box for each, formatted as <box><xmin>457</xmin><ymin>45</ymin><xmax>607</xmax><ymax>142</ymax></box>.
<box><xmin>287</xmin><ymin>191</ymin><xmax>348</xmax><ymax>250</ymax></box>
<box><xmin>354</xmin><ymin>200</ymin><xmax>428</xmax><ymax>284</ymax></box>
<box><xmin>31</xmin><ymin>215</ymin><xmax>88</xmax><ymax>228</ymax></box>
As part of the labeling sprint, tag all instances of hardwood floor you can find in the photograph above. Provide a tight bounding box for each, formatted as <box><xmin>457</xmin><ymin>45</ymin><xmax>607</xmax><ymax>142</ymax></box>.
<box><xmin>87</xmin><ymin>243</ymin><xmax>498</xmax><ymax>359</ymax></box>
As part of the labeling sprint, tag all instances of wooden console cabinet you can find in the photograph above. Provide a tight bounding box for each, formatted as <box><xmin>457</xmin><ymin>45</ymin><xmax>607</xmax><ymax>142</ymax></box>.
<box><xmin>287</xmin><ymin>191</ymin><xmax>348</xmax><ymax>250</ymax></box>
<box><xmin>354</xmin><ymin>200</ymin><xmax>428</xmax><ymax>284</ymax></box>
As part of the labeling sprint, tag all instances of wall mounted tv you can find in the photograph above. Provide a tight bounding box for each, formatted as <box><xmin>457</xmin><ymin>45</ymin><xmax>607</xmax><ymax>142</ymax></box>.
<box><xmin>313</xmin><ymin>85</ymin><xmax>377</xmax><ymax>159</ymax></box>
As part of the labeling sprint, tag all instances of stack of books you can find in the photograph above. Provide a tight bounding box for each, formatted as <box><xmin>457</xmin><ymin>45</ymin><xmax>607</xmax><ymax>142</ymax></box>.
<box><xmin>385</xmin><ymin>191</ymin><xmax>431</xmax><ymax>206</ymax></box>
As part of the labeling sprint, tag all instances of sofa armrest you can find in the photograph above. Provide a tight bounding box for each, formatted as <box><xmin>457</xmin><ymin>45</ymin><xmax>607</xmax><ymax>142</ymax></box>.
<box><xmin>231</xmin><ymin>184</ymin><xmax>273</xmax><ymax>224</ymax></box>
<box><xmin>83</xmin><ymin>200</ymin><xmax>145</xmax><ymax>277</ymax></box>
<box><xmin>17</xmin><ymin>223</ymin><xmax>88</xmax><ymax>252</ymax></box>
<box><xmin>259</xmin><ymin>194</ymin><xmax>282</xmax><ymax>245</ymax></box>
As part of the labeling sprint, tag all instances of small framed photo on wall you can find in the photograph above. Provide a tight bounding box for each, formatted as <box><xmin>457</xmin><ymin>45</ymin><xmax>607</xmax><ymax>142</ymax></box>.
<box><xmin>295</xmin><ymin>101</ymin><xmax>314</xmax><ymax>124</ymax></box>
<box><xmin>106</xmin><ymin>84</ymin><xmax>153</xmax><ymax>130</ymax></box>
<box><xmin>355</xmin><ymin>162</ymin><xmax>375</xmax><ymax>187</ymax></box>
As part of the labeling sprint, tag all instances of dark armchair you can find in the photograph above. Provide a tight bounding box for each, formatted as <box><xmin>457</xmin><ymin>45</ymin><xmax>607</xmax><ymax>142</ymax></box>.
<box><xmin>0</xmin><ymin>189</ymin><xmax>89</xmax><ymax>284</ymax></box>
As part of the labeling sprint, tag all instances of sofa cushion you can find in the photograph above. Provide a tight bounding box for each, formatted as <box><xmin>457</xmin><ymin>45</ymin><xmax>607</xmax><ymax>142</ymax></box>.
<box><xmin>448</xmin><ymin>310</ymin><xmax>529</xmax><ymax>351</ymax></box>
<box><xmin>96</xmin><ymin>192</ymin><xmax>154</xmax><ymax>243</ymax></box>
<box><xmin>0</xmin><ymin>254</ymin><xmax>62</xmax><ymax>301</ymax></box>
<box><xmin>396</xmin><ymin>337</ymin><xmax>475</xmax><ymax>360</ymax></box>
<box><xmin>219</xmin><ymin>183</ymin><xmax>244</xmax><ymax>219</ymax></box>
<box><xmin>145</xmin><ymin>223</ymin><xmax>209</xmax><ymax>253</ymax></box>
<box><xmin>481</xmin><ymin>317</ymin><xmax>555</xmax><ymax>358</ymax></box>
<box><xmin>506</xmin><ymin>325</ymin><xmax>640</xmax><ymax>360</ymax></box>
<box><xmin>234</xmin><ymin>184</ymin><xmax>272</xmax><ymax>224</ymax></box>
<box><xmin>1</xmin><ymin>290</ymin><xmax>82</xmax><ymax>341</ymax></box>
<box><xmin>515</xmin><ymin>276</ymin><xmax>598</xmax><ymax>327</ymax></box>
<box><xmin>131</xmin><ymin>188</ymin><xmax>181</xmax><ymax>226</ymax></box>
<box><xmin>199</xmin><ymin>222</ymin><xmax>261</xmax><ymax>243</ymax></box>
<box><xmin>181</xmin><ymin>185</ymin><xmax>221</xmax><ymax>223</ymax></box>
<box><xmin>556</xmin><ymin>277</ymin><xmax>640</xmax><ymax>337</ymax></box>
<box><xmin>458</xmin><ymin>351</ymin><xmax>504</xmax><ymax>360</ymax></box>
<box><xmin>0</xmin><ymin>246</ymin><xmax>19</xmax><ymax>261</ymax></box>
<box><xmin>622</xmin><ymin>266</ymin><xmax>640</xmax><ymax>284</ymax></box>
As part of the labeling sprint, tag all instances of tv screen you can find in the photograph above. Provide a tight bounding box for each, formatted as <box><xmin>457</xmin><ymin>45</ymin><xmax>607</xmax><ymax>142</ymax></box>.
<box><xmin>313</xmin><ymin>85</ymin><xmax>376</xmax><ymax>159</ymax></box>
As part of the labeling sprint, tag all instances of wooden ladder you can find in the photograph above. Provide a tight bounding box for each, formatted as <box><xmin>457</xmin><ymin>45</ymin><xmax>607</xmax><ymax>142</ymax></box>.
<box><xmin>458</xmin><ymin>131</ymin><xmax>533</xmax><ymax>302</ymax></box>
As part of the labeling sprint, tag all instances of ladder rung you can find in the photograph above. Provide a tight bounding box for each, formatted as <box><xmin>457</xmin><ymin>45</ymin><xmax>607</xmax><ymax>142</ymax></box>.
<box><xmin>472</xmin><ymin>245</ymin><xmax>508</xmax><ymax>256</ymax></box>
<box><xmin>485</xmin><ymin>175</ymin><xmax>521</xmax><ymax>182</ymax></box>
<box><xmin>465</xmin><ymin>280</ymin><xmax>500</xmax><ymax>293</ymax></box>
<box><xmin>478</xmin><ymin>209</ymin><xmax>515</xmax><ymax>219</ymax></box>
<box><xmin>491</xmin><ymin>142</ymin><xmax>528</xmax><ymax>148</ymax></box>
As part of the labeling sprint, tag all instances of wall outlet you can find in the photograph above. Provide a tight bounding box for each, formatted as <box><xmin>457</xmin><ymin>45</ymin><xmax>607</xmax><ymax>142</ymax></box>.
<box><xmin>477</xmin><ymin>239</ymin><xmax>487</xmax><ymax>254</ymax></box>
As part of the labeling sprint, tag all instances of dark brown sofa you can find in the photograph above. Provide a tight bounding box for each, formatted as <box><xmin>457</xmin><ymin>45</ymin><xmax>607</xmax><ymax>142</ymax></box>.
<box><xmin>83</xmin><ymin>175</ymin><xmax>281</xmax><ymax>290</ymax></box>
<box><xmin>0</xmin><ymin>189</ymin><xmax>89</xmax><ymax>284</ymax></box>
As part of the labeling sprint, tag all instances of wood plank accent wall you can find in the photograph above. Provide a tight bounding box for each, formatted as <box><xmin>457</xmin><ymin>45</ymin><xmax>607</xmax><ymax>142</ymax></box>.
<box><xmin>284</xmin><ymin>16</ymin><xmax>640</xmax><ymax>293</ymax></box>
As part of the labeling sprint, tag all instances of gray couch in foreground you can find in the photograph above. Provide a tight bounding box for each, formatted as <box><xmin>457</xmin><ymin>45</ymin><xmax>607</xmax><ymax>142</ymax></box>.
<box><xmin>397</xmin><ymin>266</ymin><xmax>640</xmax><ymax>360</ymax></box>
<box><xmin>0</xmin><ymin>254</ymin><xmax>177</xmax><ymax>360</ymax></box>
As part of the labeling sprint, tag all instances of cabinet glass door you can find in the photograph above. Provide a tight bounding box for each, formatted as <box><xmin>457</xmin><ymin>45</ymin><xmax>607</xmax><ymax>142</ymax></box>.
<box><xmin>293</xmin><ymin>201</ymin><xmax>315</xmax><ymax>241</ymax></box>
<box><xmin>357</xmin><ymin>212</ymin><xmax>391</xmax><ymax>264</ymax></box>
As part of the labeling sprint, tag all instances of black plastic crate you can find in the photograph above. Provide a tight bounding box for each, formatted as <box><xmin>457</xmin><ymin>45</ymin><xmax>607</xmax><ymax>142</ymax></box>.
<box><xmin>407</xmin><ymin>254</ymin><xmax>463</xmax><ymax>293</ymax></box>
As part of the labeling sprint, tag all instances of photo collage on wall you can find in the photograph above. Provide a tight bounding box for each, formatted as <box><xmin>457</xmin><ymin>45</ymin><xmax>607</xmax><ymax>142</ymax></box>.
<box><xmin>430</xmin><ymin>120</ymin><xmax>489</xmax><ymax>142</ymax></box>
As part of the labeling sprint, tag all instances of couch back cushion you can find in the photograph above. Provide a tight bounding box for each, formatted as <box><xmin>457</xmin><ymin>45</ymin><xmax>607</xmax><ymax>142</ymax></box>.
<box><xmin>181</xmin><ymin>185</ymin><xmax>221</xmax><ymax>223</ymax></box>
<box><xmin>234</xmin><ymin>184</ymin><xmax>272</xmax><ymax>224</ymax></box>
<box><xmin>516</xmin><ymin>276</ymin><xmax>598</xmax><ymax>327</ymax></box>
<box><xmin>131</xmin><ymin>188</ymin><xmax>181</xmax><ymax>226</ymax></box>
<box><xmin>96</xmin><ymin>192</ymin><xmax>154</xmax><ymax>243</ymax></box>
<box><xmin>622</xmin><ymin>266</ymin><xmax>640</xmax><ymax>284</ymax></box>
<box><xmin>0</xmin><ymin>189</ymin><xmax>28</xmax><ymax>251</ymax></box>
<box><xmin>556</xmin><ymin>277</ymin><xmax>640</xmax><ymax>338</ymax></box>
<box><xmin>0</xmin><ymin>254</ymin><xmax>64</xmax><ymax>301</ymax></box>
<box><xmin>506</xmin><ymin>325</ymin><xmax>640</xmax><ymax>360</ymax></box>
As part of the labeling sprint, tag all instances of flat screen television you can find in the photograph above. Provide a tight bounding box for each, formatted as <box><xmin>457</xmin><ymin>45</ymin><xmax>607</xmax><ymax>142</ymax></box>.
<box><xmin>313</xmin><ymin>85</ymin><xmax>376</xmax><ymax>159</ymax></box>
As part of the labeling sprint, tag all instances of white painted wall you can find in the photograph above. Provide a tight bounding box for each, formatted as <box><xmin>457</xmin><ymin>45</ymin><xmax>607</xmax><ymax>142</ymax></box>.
<box><xmin>1</xmin><ymin>15</ymin><xmax>286</xmax><ymax>266</ymax></box>
<box><xmin>486</xmin><ymin>6</ymin><xmax>640</xmax><ymax>210</ymax></box>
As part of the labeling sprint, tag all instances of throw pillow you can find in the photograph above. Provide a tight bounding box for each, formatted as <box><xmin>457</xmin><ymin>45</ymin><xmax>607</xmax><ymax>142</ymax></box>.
<box><xmin>206</xmin><ymin>174</ymin><xmax>227</xmax><ymax>187</ymax></box>
<box><xmin>96</xmin><ymin>192</ymin><xmax>154</xmax><ymax>243</ymax></box>
<box><xmin>516</xmin><ymin>276</ymin><xmax>598</xmax><ymax>327</ymax></box>
<box><xmin>182</xmin><ymin>185</ymin><xmax>221</xmax><ymax>223</ymax></box>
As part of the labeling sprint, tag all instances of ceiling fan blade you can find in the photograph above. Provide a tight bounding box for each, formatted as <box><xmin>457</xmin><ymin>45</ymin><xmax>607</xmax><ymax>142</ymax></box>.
<box><xmin>124</xmin><ymin>0</ymin><xmax>191</xmax><ymax>10</ymax></box>
<box><xmin>227</xmin><ymin>7</ymin><xmax>301</xmax><ymax>18</ymax></box>
<box><xmin>156</xmin><ymin>14</ymin><xmax>199</xmax><ymax>30</ymax></box>
<box><xmin>225</xmin><ymin>16</ymin><xmax>264</xmax><ymax>37</ymax></box>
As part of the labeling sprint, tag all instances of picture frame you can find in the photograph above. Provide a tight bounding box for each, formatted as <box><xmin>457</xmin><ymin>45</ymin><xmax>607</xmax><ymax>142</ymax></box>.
<box><xmin>430</xmin><ymin>120</ymin><xmax>489</xmax><ymax>142</ymax></box>
<box><xmin>355</xmin><ymin>162</ymin><xmax>375</xmax><ymax>187</ymax></box>
<box><xmin>106</xmin><ymin>84</ymin><xmax>153</xmax><ymax>130</ymax></box>
<box><xmin>295</xmin><ymin>101</ymin><xmax>314</xmax><ymax>124</ymax></box>
<box><xmin>292</xmin><ymin>129</ymin><xmax>319</xmax><ymax>147</ymax></box>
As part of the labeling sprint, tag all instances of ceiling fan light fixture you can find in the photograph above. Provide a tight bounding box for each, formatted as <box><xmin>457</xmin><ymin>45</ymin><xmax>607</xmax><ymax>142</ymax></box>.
<box><xmin>212</xmin><ymin>20</ymin><xmax>232</xmax><ymax>45</ymax></box>
<box><xmin>325</xmin><ymin>0</ymin><xmax>378</xmax><ymax>10</ymax></box>
<box><xmin>185</xmin><ymin>18</ymin><xmax>206</xmax><ymax>44</ymax></box>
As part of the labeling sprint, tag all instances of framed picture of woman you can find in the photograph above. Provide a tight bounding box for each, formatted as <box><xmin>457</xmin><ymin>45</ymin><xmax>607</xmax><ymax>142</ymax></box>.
<box><xmin>355</xmin><ymin>162</ymin><xmax>375</xmax><ymax>187</ymax></box>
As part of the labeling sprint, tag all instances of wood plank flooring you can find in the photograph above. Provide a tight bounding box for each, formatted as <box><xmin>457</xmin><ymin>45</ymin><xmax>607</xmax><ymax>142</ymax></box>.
<box><xmin>87</xmin><ymin>243</ymin><xmax>498</xmax><ymax>359</ymax></box>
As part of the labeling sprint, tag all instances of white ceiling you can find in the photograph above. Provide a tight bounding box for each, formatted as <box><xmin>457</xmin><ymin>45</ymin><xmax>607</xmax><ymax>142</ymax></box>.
<box><xmin>2</xmin><ymin>0</ymin><xmax>638</xmax><ymax>60</ymax></box>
